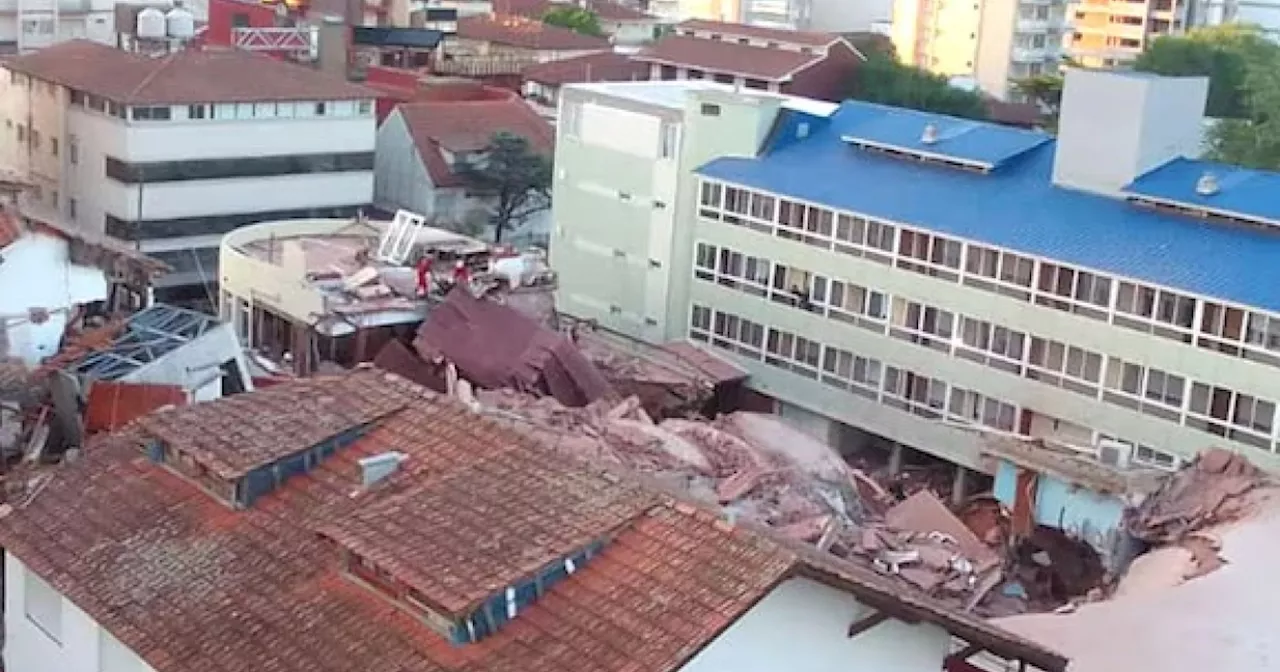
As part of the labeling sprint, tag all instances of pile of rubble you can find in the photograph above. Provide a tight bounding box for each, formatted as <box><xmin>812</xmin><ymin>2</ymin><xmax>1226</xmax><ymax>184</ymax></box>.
<box><xmin>1127</xmin><ymin>447</ymin><xmax>1268</xmax><ymax>581</ymax></box>
<box><xmin>475</xmin><ymin>388</ymin><xmax>1006</xmax><ymax>610</ymax></box>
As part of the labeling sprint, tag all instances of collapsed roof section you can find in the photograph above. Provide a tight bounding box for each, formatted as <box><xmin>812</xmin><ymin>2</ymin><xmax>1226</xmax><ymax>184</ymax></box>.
<box><xmin>71</xmin><ymin>305</ymin><xmax>220</xmax><ymax>381</ymax></box>
<box><xmin>414</xmin><ymin>288</ymin><xmax>612</xmax><ymax>406</ymax></box>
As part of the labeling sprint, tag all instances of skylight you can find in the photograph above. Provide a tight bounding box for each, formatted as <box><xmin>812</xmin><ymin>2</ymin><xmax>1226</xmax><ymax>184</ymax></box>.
<box><xmin>839</xmin><ymin>112</ymin><xmax>1051</xmax><ymax>172</ymax></box>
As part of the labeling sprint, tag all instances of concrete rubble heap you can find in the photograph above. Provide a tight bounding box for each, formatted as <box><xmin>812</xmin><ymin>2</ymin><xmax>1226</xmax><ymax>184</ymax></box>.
<box><xmin>475</xmin><ymin>388</ymin><xmax>1006</xmax><ymax>610</ymax></box>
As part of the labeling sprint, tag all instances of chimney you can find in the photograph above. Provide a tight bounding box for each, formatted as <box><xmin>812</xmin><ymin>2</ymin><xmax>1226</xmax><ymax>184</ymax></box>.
<box><xmin>358</xmin><ymin>451</ymin><xmax>408</xmax><ymax>487</ymax></box>
<box><xmin>1052</xmin><ymin>69</ymin><xmax>1209</xmax><ymax>196</ymax></box>
<box><xmin>316</xmin><ymin>16</ymin><xmax>349</xmax><ymax>80</ymax></box>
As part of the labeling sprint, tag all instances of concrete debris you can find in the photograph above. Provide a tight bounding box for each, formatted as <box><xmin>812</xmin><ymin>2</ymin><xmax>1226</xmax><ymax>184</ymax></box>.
<box><xmin>1130</xmin><ymin>447</ymin><xmax>1266</xmax><ymax>545</ymax></box>
<box><xmin>471</xmin><ymin>388</ymin><xmax>1004</xmax><ymax>609</ymax></box>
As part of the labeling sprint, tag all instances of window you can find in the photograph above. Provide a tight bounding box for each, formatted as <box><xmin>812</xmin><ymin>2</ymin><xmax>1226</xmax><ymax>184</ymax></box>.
<box><xmin>24</xmin><ymin>570</ymin><xmax>62</xmax><ymax>643</ymax></box>
<box><xmin>957</xmin><ymin>317</ymin><xmax>1025</xmax><ymax>373</ymax></box>
<box><xmin>1103</xmin><ymin>358</ymin><xmax>1183</xmax><ymax>420</ymax></box>
<box><xmin>820</xmin><ymin>345</ymin><xmax>882</xmax><ymax>398</ymax></box>
<box><xmin>698</xmin><ymin>181</ymin><xmax>722</xmax><ymax>217</ymax></box>
<box><xmin>965</xmin><ymin>244</ymin><xmax>1034</xmax><ymax>299</ymax></box>
<box><xmin>49</xmin><ymin>136</ymin><xmax>57</xmax><ymax>157</ymax></box>
<box><xmin>1245</xmin><ymin>313</ymin><xmax>1280</xmax><ymax>350</ymax></box>
<box><xmin>948</xmin><ymin>388</ymin><xmax>1017</xmax><ymax>431</ymax></box>
<box><xmin>1026</xmin><ymin>337</ymin><xmax>1102</xmax><ymax>396</ymax></box>
<box><xmin>892</xmin><ymin>299</ymin><xmax>953</xmax><ymax>351</ymax></box>
<box><xmin>1116</xmin><ymin>281</ymin><xmax>1195</xmax><ymax>341</ymax></box>
<box><xmin>883</xmin><ymin>367</ymin><xmax>947</xmax><ymax>418</ymax></box>
<box><xmin>765</xmin><ymin>326</ymin><xmax>820</xmax><ymax>376</ymax></box>
<box><xmin>700</xmin><ymin>102</ymin><xmax>721</xmax><ymax>116</ymax></box>
<box><xmin>68</xmin><ymin>197</ymin><xmax>77</xmax><ymax>220</ymax></box>
<box><xmin>16</xmin><ymin>124</ymin><xmax>24</xmax><ymax>143</ymax></box>
<box><xmin>188</xmin><ymin>104</ymin><xmax>207</xmax><ymax>119</ymax></box>
<box><xmin>357</xmin><ymin>100</ymin><xmax>372</xmax><ymax>115</ymax></box>
<box><xmin>690</xmin><ymin>304</ymin><xmax>712</xmax><ymax>336</ymax></box>
<box><xmin>105</xmin><ymin>152</ymin><xmax>375</xmax><ymax>183</ymax></box>
<box><xmin>659</xmin><ymin>122</ymin><xmax>677</xmax><ymax>159</ymax></box>
<box><xmin>314</xmin><ymin>102</ymin><xmax>327</xmax><ymax>116</ymax></box>
<box><xmin>131</xmin><ymin>106</ymin><xmax>171</xmax><ymax>120</ymax></box>
<box><xmin>1037</xmin><ymin>262</ymin><xmax>1109</xmax><ymax>318</ymax></box>
<box><xmin>68</xmin><ymin>134</ymin><xmax>79</xmax><ymax>164</ymax></box>
<box><xmin>231</xmin><ymin>11</ymin><xmax>251</xmax><ymax>27</ymax></box>
<box><xmin>30</xmin><ymin>128</ymin><xmax>40</xmax><ymax>150</ymax></box>
<box><xmin>1188</xmin><ymin>383</ymin><xmax>1276</xmax><ymax>448</ymax></box>
<box><xmin>826</xmin><ymin>279</ymin><xmax>887</xmax><ymax>332</ymax></box>
<box><xmin>709</xmin><ymin>309</ymin><xmax>765</xmax><ymax>356</ymax></box>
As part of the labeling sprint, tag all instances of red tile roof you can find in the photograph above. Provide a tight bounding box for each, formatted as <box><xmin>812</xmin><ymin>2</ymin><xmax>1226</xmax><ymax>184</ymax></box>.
<box><xmin>133</xmin><ymin>371</ymin><xmax>421</xmax><ymax>479</ymax></box>
<box><xmin>396</xmin><ymin>96</ymin><xmax>553</xmax><ymax>188</ymax></box>
<box><xmin>2</xmin><ymin>40</ymin><xmax>376</xmax><ymax>104</ymax></box>
<box><xmin>457</xmin><ymin>14</ymin><xmax>612</xmax><ymax>51</ymax></box>
<box><xmin>0</xmin><ymin>369</ymin><xmax>1067</xmax><ymax>672</ymax></box>
<box><xmin>522</xmin><ymin>51</ymin><xmax>650</xmax><ymax>85</ymax></box>
<box><xmin>634</xmin><ymin>34</ymin><xmax>823</xmax><ymax>81</ymax></box>
<box><xmin>676</xmin><ymin>19</ymin><xmax>838</xmax><ymax>48</ymax></box>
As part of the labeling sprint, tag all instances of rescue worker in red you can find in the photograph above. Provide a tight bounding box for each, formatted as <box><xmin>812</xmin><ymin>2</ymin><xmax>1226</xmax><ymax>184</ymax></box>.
<box><xmin>452</xmin><ymin>260</ymin><xmax>471</xmax><ymax>287</ymax></box>
<box><xmin>415</xmin><ymin>254</ymin><xmax>433</xmax><ymax>297</ymax></box>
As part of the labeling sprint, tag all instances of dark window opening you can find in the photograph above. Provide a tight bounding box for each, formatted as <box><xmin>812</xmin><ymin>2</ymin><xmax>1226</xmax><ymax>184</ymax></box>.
<box><xmin>104</xmin><ymin>151</ymin><xmax>375</xmax><ymax>183</ymax></box>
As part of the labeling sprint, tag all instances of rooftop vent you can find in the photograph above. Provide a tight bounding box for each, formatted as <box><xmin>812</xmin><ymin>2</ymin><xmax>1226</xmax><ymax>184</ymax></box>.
<box><xmin>359</xmin><ymin>451</ymin><xmax>408</xmax><ymax>487</ymax></box>
<box><xmin>920</xmin><ymin>123</ymin><xmax>939</xmax><ymax>145</ymax></box>
<box><xmin>1195</xmin><ymin>171</ymin><xmax>1220</xmax><ymax>197</ymax></box>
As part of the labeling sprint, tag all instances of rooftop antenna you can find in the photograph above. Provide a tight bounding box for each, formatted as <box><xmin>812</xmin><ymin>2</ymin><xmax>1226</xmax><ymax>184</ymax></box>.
<box><xmin>920</xmin><ymin>123</ymin><xmax>939</xmax><ymax>145</ymax></box>
<box><xmin>1195</xmin><ymin>171</ymin><xmax>1220</xmax><ymax>196</ymax></box>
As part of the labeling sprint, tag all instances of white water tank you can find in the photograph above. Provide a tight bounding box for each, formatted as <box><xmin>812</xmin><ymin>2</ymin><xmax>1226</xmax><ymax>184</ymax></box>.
<box><xmin>166</xmin><ymin>5</ymin><xmax>196</xmax><ymax>40</ymax></box>
<box><xmin>136</xmin><ymin>7</ymin><xmax>167</xmax><ymax>40</ymax></box>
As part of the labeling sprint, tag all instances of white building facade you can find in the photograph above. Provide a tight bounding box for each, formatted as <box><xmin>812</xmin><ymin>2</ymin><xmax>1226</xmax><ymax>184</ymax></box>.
<box><xmin>551</xmin><ymin>73</ymin><xmax>1280</xmax><ymax>480</ymax></box>
<box><xmin>0</xmin><ymin>40</ymin><xmax>376</xmax><ymax>300</ymax></box>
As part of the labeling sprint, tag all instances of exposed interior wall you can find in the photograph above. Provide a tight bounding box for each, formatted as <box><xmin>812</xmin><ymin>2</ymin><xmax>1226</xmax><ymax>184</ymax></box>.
<box><xmin>0</xmin><ymin>233</ymin><xmax>106</xmax><ymax>364</ymax></box>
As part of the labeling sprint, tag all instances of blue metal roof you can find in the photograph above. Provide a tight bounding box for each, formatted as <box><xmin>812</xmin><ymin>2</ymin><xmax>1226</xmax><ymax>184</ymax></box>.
<box><xmin>1123</xmin><ymin>157</ymin><xmax>1280</xmax><ymax>224</ymax></box>
<box><xmin>73</xmin><ymin>304</ymin><xmax>218</xmax><ymax>381</ymax></box>
<box><xmin>696</xmin><ymin>100</ymin><xmax>1280</xmax><ymax>313</ymax></box>
<box><xmin>835</xmin><ymin>103</ymin><xmax>1051</xmax><ymax>169</ymax></box>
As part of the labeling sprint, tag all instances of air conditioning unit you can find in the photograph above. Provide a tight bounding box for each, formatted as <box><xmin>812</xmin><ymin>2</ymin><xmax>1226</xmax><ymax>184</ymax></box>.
<box><xmin>1096</xmin><ymin>439</ymin><xmax>1133</xmax><ymax>470</ymax></box>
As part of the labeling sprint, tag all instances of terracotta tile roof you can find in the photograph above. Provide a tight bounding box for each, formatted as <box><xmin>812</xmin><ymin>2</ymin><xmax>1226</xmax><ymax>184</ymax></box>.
<box><xmin>522</xmin><ymin>51</ymin><xmax>650</xmax><ymax>85</ymax></box>
<box><xmin>634</xmin><ymin>34</ymin><xmax>823</xmax><ymax>81</ymax></box>
<box><xmin>676</xmin><ymin>19</ymin><xmax>837</xmax><ymax>48</ymax></box>
<box><xmin>457</xmin><ymin>14</ymin><xmax>611</xmax><ymax>51</ymax></box>
<box><xmin>316</xmin><ymin>446</ymin><xmax>656</xmax><ymax>616</ymax></box>
<box><xmin>3</xmin><ymin>40</ymin><xmax>377</xmax><ymax>104</ymax></box>
<box><xmin>397</xmin><ymin>96</ymin><xmax>553</xmax><ymax>187</ymax></box>
<box><xmin>0</xmin><ymin>370</ymin><xmax>1068</xmax><ymax>672</ymax></box>
<box><xmin>133</xmin><ymin>370</ymin><xmax>423</xmax><ymax>479</ymax></box>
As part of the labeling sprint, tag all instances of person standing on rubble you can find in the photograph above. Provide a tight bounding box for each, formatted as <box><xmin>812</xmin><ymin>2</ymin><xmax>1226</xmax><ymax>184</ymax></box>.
<box><xmin>415</xmin><ymin>254</ymin><xmax>433</xmax><ymax>297</ymax></box>
<box><xmin>452</xmin><ymin>260</ymin><xmax>471</xmax><ymax>289</ymax></box>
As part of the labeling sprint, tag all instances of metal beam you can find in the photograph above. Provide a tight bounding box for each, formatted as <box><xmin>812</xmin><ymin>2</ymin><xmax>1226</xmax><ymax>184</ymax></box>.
<box><xmin>846</xmin><ymin>611</ymin><xmax>892</xmax><ymax>639</ymax></box>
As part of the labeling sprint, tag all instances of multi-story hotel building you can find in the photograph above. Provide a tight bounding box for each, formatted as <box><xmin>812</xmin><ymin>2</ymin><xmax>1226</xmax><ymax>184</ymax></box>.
<box><xmin>0</xmin><ymin>39</ymin><xmax>376</xmax><ymax>302</ymax></box>
<box><xmin>550</xmin><ymin>71</ymin><xmax>1280</xmax><ymax>481</ymax></box>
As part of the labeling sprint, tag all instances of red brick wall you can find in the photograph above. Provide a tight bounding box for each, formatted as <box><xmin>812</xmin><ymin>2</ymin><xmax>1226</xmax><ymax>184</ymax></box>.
<box><xmin>783</xmin><ymin>41</ymin><xmax>861</xmax><ymax>103</ymax></box>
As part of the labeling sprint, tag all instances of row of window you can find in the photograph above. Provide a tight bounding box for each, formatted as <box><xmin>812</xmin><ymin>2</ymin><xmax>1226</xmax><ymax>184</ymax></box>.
<box><xmin>690</xmin><ymin>304</ymin><xmax>1183</xmax><ymax>469</ymax></box>
<box><xmin>693</xmin><ymin>240</ymin><xmax>1280</xmax><ymax>453</ymax></box>
<box><xmin>698</xmin><ymin>180</ymin><xmax>1280</xmax><ymax>371</ymax></box>
<box><xmin>69</xmin><ymin>89</ymin><xmax>373</xmax><ymax>122</ymax></box>
<box><xmin>105</xmin><ymin>204</ymin><xmax>366</xmax><ymax>241</ymax></box>
<box><xmin>104</xmin><ymin>151</ymin><xmax>374</xmax><ymax>184</ymax></box>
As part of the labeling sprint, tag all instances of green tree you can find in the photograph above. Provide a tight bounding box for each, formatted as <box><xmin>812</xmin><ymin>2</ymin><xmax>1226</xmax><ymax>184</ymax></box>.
<box><xmin>541</xmin><ymin>6</ymin><xmax>605</xmax><ymax>37</ymax></box>
<box><xmin>1205</xmin><ymin>52</ymin><xmax>1280</xmax><ymax>168</ymax></box>
<box><xmin>1133</xmin><ymin>24</ymin><xmax>1277</xmax><ymax>119</ymax></box>
<box><xmin>458</xmin><ymin>133</ymin><xmax>553</xmax><ymax>244</ymax></box>
<box><xmin>845</xmin><ymin>52</ymin><xmax>987</xmax><ymax>120</ymax></box>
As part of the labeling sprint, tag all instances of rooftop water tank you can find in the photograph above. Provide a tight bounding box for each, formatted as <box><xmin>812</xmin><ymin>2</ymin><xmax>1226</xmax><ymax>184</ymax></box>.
<box><xmin>136</xmin><ymin>7</ymin><xmax>167</xmax><ymax>40</ymax></box>
<box><xmin>166</xmin><ymin>5</ymin><xmax>196</xmax><ymax>40</ymax></box>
